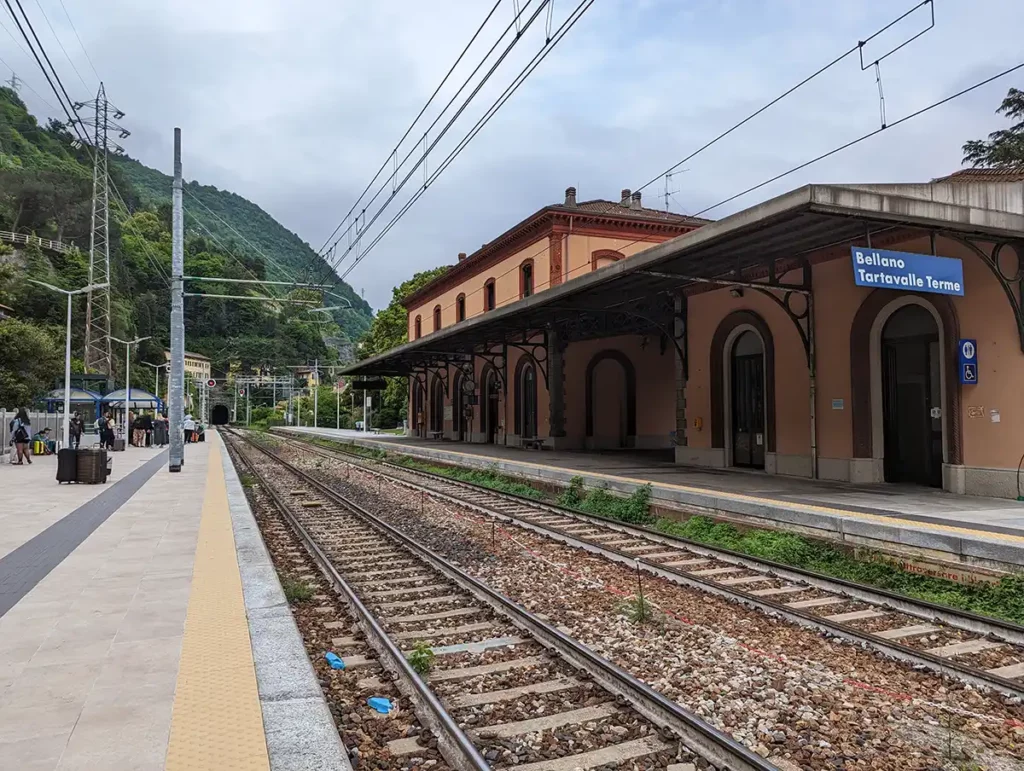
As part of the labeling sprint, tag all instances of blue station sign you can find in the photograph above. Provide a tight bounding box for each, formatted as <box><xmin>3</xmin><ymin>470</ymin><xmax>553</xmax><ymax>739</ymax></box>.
<box><xmin>851</xmin><ymin>247</ymin><xmax>964</xmax><ymax>296</ymax></box>
<box><xmin>958</xmin><ymin>338</ymin><xmax>978</xmax><ymax>385</ymax></box>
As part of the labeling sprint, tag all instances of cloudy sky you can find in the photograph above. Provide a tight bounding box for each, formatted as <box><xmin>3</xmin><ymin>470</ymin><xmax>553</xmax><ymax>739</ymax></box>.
<box><xmin>3</xmin><ymin>0</ymin><xmax>1022</xmax><ymax>308</ymax></box>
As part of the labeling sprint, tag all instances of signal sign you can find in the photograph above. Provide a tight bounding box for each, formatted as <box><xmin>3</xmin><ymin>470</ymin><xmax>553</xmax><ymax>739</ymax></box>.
<box><xmin>238</xmin><ymin>388</ymin><xmax>246</xmax><ymax>396</ymax></box>
<box><xmin>207</xmin><ymin>378</ymin><xmax>217</xmax><ymax>388</ymax></box>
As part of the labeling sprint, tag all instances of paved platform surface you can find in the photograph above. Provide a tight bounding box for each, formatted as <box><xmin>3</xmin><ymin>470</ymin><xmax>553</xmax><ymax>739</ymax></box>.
<box><xmin>285</xmin><ymin>427</ymin><xmax>1024</xmax><ymax>568</ymax></box>
<box><xmin>0</xmin><ymin>432</ymin><xmax>348</xmax><ymax>770</ymax></box>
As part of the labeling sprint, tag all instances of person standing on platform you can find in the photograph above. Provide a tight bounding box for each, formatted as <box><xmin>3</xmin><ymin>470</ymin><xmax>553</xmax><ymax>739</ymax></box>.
<box><xmin>69</xmin><ymin>411</ymin><xmax>83</xmax><ymax>450</ymax></box>
<box><xmin>101</xmin><ymin>412</ymin><xmax>115</xmax><ymax>450</ymax></box>
<box><xmin>183</xmin><ymin>414</ymin><xmax>195</xmax><ymax>444</ymax></box>
<box><xmin>9</xmin><ymin>408</ymin><xmax>31</xmax><ymax>464</ymax></box>
<box><xmin>142</xmin><ymin>411</ymin><xmax>154</xmax><ymax>447</ymax></box>
<box><xmin>131</xmin><ymin>413</ymin><xmax>144</xmax><ymax>447</ymax></box>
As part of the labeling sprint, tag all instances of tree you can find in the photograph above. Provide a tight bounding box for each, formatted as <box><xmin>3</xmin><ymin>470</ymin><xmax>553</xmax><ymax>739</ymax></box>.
<box><xmin>0</xmin><ymin>318</ymin><xmax>61</xmax><ymax>406</ymax></box>
<box><xmin>359</xmin><ymin>265</ymin><xmax>450</xmax><ymax>426</ymax></box>
<box><xmin>962</xmin><ymin>87</ymin><xmax>1024</xmax><ymax>168</ymax></box>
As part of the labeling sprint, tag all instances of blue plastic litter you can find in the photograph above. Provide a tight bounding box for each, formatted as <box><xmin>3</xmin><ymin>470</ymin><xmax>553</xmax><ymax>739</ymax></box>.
<box><xmin>367</xmin><ymin>696</ymin><xmax>392</xmax><ymax>714</ymax></box>
<box><xmin>325</xmin><ymin>652</ymin><xmax>345</xmax><ymax>670</ymax></box>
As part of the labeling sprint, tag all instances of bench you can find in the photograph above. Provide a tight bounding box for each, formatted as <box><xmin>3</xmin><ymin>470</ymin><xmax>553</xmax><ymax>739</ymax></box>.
<box><xmin>521</xmin><ymin>438</ymin><xmax>545</xmax><ymax>450</ymax></box>
<box><xmin>427</xmin><ymin>430</ymin><xmax>444</xmax><ymax>440</ymax></box>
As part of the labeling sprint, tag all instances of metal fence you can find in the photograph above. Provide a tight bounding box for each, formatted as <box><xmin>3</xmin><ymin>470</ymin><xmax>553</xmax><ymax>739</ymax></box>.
<box><xmin>1</xmin><ymin>409</ymin><xmax>74</xmax><ymax>457</ymax></box>
<box><xmin>0</xmin><ymin>231</ymin><xmax>73</xmax><ymax>255</ymax></box>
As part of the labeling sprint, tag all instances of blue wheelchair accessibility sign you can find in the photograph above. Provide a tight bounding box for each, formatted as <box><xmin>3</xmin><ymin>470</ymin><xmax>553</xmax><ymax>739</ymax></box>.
<box><xmin>958</xmin><ymin>339</ymin><xmax>978</xmax><ymax>385</ymax></box>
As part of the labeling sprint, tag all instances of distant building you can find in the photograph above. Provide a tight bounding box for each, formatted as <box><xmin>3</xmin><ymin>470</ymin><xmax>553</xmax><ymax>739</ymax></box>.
<box><xmin>0</xmin><ymin>302</ymin><xmax>13</xmax><ymax>321</ymax></box>
<box><xmin>165</xmin><ymin>350</ymin><xmax>212</xmax><ymax>383</ymax></box>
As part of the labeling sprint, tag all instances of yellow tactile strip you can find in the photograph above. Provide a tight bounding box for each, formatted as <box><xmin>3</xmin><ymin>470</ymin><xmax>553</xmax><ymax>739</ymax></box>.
<box><xmin>165</xmin><ymin>442</ymin><xmax>270</xmax><ymax>771</ymax></box>
<box><xmin>346</xmin><ymin>436</ymin><xmax>1024</xmax><ymax>547</ymax></box>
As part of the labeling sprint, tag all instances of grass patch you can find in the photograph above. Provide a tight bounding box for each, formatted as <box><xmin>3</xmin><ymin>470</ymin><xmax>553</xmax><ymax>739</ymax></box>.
<box><xmin>558</xmin><ymin>477</ymin><xmax>654</xmax><ymax>525</ymax></box>
<box><xmin>239</xmin><ymin>472</ymin><xmax>257</xmax><ymax>488</ymax></box>
<box><xmin>281</xmin><ymin>577</ymin><xmax>314</xmax><ymax>603</ymax></box>
<box><xmin>658</xmin><ymin>515</ymin><xmax>1024</xmax><ymax>625</ymax></box>
<box><xmin>393</xmin><ymin>457</ymin><xmax>547</xmax><ymax>500</ymax></box>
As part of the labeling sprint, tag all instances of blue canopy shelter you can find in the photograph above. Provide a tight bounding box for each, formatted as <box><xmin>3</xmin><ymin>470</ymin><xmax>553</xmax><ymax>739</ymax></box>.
<box><xmin>44</xmin><ymin>388</ymin><xmax>102</xmax><ymax>423</ymax></box>
<box><xmin>101</xmin><ymin>388</ymin><xmax>164</xmax><ymax>412</ymax></box>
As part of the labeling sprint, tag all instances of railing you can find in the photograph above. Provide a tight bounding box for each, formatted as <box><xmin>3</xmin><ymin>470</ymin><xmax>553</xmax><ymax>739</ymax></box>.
<box><xmin>1</xmin><ymin>409</ymin><xmax>66</xmax><ymax>458</ymax></box>
<box><xmin>0</xmin><ymin>231</ymin><xmax>74</xmax><ymax>255</ymax></box>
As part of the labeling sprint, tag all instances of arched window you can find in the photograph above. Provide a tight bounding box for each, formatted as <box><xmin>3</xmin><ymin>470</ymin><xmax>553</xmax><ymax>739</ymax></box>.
<box><xmin>591</xmin><ymin>249</ymin><xmax>624</xmax><ymax>271</ymax></box>
<box><xmin>484</xmin><ymin>278</ymin><xmax>496</xmax><ymax>311</ymax></box>
<box><xmin>520</xmin><ymin>259</ymin><xmax>534</xmax><ymax>298</ymax></box>
<box><xmin>414</xmin><ymin>315</ymin><xmax>422</xmax><ymax>339</ymax></box>
<box><xmin>456</xmin><ymin>294</ymin><xmax>466</xmax><ymax>322</ymax></box>
<box><xmin>433</xmin><ymin>305</ymin><xmax>442</xmax><ymax>331</ymax></box>
<box><xmin>514</xmin><ymin>357</ymin><xmax>538</xmax><ymax>440</ymax></box>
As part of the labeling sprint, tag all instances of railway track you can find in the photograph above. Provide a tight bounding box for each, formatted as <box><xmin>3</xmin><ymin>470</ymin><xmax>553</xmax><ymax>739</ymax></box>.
<box><xmin>225</xmin><ymin>429</ymin><xmax>776</xmax><ymax>771</ymax></box>
<box><xmin>269</xmin><ymin>428</ymin><xmax>1024</xmax><ymax>701</ymax></box>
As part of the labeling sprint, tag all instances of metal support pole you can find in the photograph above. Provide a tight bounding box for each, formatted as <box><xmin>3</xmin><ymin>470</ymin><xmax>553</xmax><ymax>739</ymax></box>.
<box><xmin>169</xmin><ymin>128</ymin><xmax>185</xmax><ymax>471</ymax></box>
<box><xmin>124</xmin><ymin>341</ymin><xmax>130</xmax><ymax>437</ymax></box>
<box><xmin>246</xmin><ymin>389</ymin><xmax>251</xmax><ymax>426</ymax></box>
<box><xmin>808</xmin><ymin>290</ymin><xmax>818</xmax><ymax>480</ymax></box>
<box><xmin>363</xmin><ymin>389</ymin><xmax>367</xmax><ymax>432</ymax></box>
<box><xmin>62</xmin><ymin>292</ymin><xmax>72</xmax><ymax>449</ymax></box>
<box><xmin>313</xmin><ymin>359</ymin><xmax>319</xmax><ymax>429</ymax></box>
<box><xmin>233</xmin><ymin>387</ymin><xmax>238</xmax><ymax>423</ymax></box>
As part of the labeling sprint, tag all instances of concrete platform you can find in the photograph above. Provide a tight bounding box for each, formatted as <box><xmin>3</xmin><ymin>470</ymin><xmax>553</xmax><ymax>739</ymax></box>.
<box><xmin>0</xmin><ymin>432</ymin><xmax>349</xmax><ymax>771</ymax></box>
<box><xmin>283</xmin><ymin>427</ymin><xmax>1024</xmax><ymax>571</ymax></box>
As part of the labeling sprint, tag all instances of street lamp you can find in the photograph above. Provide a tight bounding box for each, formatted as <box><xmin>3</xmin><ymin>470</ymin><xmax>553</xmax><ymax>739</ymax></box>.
<box><xmin>142</xmin><ymin>361</ymin><xmax>169</xmax><ymax>413</ymax></box>
<box><xmin>27</xmin><ymin>280</ymin><xmax>109</xmax><ymax>450</ymax></box>
<box><xmin>109</xmin><ymin>334</ymin><xmax>152</xmax><ymax>438</ymax></box>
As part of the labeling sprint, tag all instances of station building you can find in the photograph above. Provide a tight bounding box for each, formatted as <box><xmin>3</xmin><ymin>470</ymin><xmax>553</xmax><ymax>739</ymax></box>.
<box><xmin>344</xmin><ymin>172</ymin><xmax>1024</xmax><ymax>499</ymax></box>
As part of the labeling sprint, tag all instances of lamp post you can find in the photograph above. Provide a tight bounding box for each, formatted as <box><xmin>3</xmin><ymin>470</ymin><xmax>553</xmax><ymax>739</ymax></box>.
<box><xmin>109</xmin><ymin>334</ymin><xmax>152</xmax><ymax>439</ymax></box>
<box><xmin>142</xmin><ymin>361</ymin><xmax>168</xmax><ymax>413</ymax></box>
<box><xmin>27</xmin><ymin>280</ymin><xmax>109</xmax><ymax>449</ymax></box>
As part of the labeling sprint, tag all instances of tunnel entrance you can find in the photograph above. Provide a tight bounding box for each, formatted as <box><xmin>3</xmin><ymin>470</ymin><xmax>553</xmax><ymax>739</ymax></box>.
<box><xmin>211</xmin><ymin>405</ymin><xmax>230</xmax><ymax>425</ymax></box>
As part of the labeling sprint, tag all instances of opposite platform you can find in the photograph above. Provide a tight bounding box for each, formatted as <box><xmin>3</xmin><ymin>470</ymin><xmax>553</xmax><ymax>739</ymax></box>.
<box><xmin>281</xmin><ymin>427</ymin><xmax>1024</xmax><ymax>571</ymax></box>
<box><xmin>0</xmin><ymin>432</ymin><xmax>349</xmax><ymax>770</ymax></box>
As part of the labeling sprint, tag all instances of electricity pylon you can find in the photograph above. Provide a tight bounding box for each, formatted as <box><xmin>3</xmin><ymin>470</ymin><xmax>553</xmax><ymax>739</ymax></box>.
<box><xmin>73</xmin><ymin>83</ymin><xmax>130</xmax><ymax>377</ymax></box>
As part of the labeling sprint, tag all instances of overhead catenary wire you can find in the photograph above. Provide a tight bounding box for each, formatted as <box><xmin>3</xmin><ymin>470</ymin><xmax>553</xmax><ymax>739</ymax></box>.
<box><xmin>31</xmin><ymin>0</ymin><xmax>90</xmax><ymax>92</ymax></box>
<box><xmin>314</xmin><ymin>0</ymin><xmax>504</xmax><ymax>257</ymax></box>
<box><xmin>328</xmin><ymin>0</ymin><xmax>596</xmax><ymax>288</ymax></box>
<box><xmin>377</xmin><ymin>59</ymin><xmax>1024</xmax><ymax>332</ymax></box>
<box><xmin>315</xmin><ymin>0</ymin><xmax>556</xmax><ymax>283</ymax></box>
<box><xmin>328</xmin><ymin>0</ymin><xmax>931</xmax><ymax>293</ymax></box>
<box><xmin>55</xmin><ymin>0</ymin><xmax>98</xmax><ymax>82</ymax></box>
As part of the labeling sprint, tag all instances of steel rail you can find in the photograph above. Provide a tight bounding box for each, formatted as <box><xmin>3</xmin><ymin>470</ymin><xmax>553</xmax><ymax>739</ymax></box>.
<box><xmin>225</xmin><ymin>435</ymin><xmax>490</xmax><ymax>771</ymax></box>
<box><xmin>271</xmin><ymin>429</ymin><xmax>1024</xmax><ymax>700</ymax></box>
<box><xmin>231</xmin><ymin>429</ymin><xmax>778</xmax><ymax>771</ymax></box>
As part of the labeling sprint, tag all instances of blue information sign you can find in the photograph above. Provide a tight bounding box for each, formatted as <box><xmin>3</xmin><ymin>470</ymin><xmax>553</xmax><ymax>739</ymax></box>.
<box><xmin>958</xmin><ymin>338</ymin><xmax>978</xmax><ymax>385</ymax></box>
<box><xmin>851</xmin><ymin>247</ymin><xmax>964</xmax><ymax>296</ymax></box>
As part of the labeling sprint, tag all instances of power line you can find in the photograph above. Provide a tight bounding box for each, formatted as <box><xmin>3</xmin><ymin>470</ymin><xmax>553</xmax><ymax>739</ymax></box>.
<box><xmin>314</xmin><ymin>0</ymin><xmax>503</xmax><ymax>257</ymax></box>
<box><xmin>56</xmin><ymin>0</ymin><xmax>98</xmax><ymax>82</ymax></box>
<box><xmin>315</xmin><ymin>0</ymin><xmax>556</xmax><ymax>282</ymax></box>
<box><xmin>384</xmin><ymin>59</ymin><xmax>1024</xmax><ymax>331</ymax></box>
<box><xmin>330</xmin><ymin>0</ymin><xmax>596</xmax><ymax>287</ymax></box>
<box><xmin>31</xmin><ymin>0</ymin><xmax>90</xmax><ymax>92</ymax></box>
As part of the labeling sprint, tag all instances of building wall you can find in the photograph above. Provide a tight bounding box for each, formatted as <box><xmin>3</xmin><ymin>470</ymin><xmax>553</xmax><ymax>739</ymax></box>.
<box><xmin>563</xmin><ymin>234</ymin><xmax>666</xmax><ymax>283</ymax></box>
<box><xmin>679</xmin><ymin>232</ymin><xmax>1024</xmax><ymax>495</ymax></box>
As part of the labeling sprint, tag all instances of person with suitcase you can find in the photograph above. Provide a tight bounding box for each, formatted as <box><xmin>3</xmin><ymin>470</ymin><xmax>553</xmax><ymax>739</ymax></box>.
<box><xmin>69</xmin><ymin>412</ymin><xmax>83</xmax><ymax>450</ymax></box>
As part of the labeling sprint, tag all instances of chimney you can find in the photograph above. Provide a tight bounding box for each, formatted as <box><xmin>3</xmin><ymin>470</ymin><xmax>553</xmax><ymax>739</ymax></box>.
<box><xmin>620</xmin><ymin>188</ymin><xmax>631</xmax><ymax>205</ymax></box>
<box><xmin>458</xmin><ymin>252</ymin><xmax>467</xmax><ymax>262</ymax></box>
<box><xmin>631</xmin><ymin>191</ymin><xmax>642</xmax><ymax>210</ymax></box>
<box><xmin>564</xmin><ymin>186</ymin><xmax>577</xmax><ymax>207</ymax></box>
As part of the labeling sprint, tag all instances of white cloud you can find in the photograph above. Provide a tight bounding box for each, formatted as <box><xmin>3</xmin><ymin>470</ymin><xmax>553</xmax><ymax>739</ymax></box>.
<box><xmin>6</xmin><ymin>0</ymin><xmax>1023</xmax><ymax>308</ymax></box>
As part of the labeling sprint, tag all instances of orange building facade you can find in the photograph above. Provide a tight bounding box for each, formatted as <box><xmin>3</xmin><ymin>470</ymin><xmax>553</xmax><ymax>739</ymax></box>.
<box><xmin>347</xmin><ymin>175</ymin><xmax>1024</xmax><ymax>499</ymax></box>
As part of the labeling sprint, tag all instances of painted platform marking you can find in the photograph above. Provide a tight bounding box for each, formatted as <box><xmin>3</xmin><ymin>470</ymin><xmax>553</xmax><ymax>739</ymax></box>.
<box><xmin>165</xmin><ymin>442</ymin><xmax>270</xmax><ymax>771</ymax></box>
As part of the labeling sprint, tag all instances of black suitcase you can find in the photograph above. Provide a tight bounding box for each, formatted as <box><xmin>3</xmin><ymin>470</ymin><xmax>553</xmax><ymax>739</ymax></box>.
<box><xmin>56</xmin><ymin>449</ymin><xmax>78</xmax><ymax>483</ymax></box>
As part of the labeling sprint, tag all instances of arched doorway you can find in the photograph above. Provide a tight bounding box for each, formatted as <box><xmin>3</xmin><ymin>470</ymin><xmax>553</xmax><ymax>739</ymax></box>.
<box><xmin>729</xmin><ymin>330</ymin><xmax>765</xmax><ymax>469</ymax></box>
<box><xmin>211</xmin><ymin>404</ymin><xmax>229</xmax><ymax>425</ymax></box>
<box><xmin>429</xmin><ymin>376</ymin><xmax>445</xmax><ymax>436</ymax></box>
<box><xmin>483</xmin><ymin>368</ymin><xmax>501</xmax><ymax>444</ymax></box>
<box><xmin>452</xmin><ymin>373</ymin><xmax>465</xmax><ymax>441</ymax></box>
<box><xmin>880</xmin><ymin>305</ymin><xmax>942</xmax><ymax>487</ymax></box>
<box><xmin>412</xmin><ymin>380</ymin><xmax>425</xmax><ymax>437</ymax></box>
<box><xmin>585</xmin><ymin>351</ymin><xmax>636</xmax><ymax>449</ymax></box>
<box><xmin>514</xmin><ymin>357</ymin><xmax>538</xmax><ymax>440</ymax></box>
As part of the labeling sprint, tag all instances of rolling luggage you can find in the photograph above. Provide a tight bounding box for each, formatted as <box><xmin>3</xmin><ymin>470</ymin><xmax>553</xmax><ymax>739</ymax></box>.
<box><xmin>76</xmin><ymin>449</ymin><xmax>107</xmax><ymax>484</ymax></box>
<box><xmin>112</xmin><ymin>438</ymin><xmax>126</xmax><ymax>452</ymax></box>
<box><xmin>56</xmin><ymin>448</ymin><xmax>78</xmax><ymax>483</ymax></box>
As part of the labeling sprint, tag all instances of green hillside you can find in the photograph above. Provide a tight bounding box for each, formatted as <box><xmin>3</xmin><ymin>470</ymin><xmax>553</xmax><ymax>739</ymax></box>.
<box><xmin>114</xmin><ymin>155</ymin><xmax>371</xmax><ymax>340</ymax></box>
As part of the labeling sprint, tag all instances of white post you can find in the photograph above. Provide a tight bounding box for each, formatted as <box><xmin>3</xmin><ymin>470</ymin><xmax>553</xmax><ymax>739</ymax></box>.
<box><xmin>363</xmin><ymin>390</ymin><xmax>367</xmax><ymax>432</ymax></box>
<box><xmin>336</xmin><ymin>383</ymin><xmax>340</xmax><ymax>430</ymax></box>
<box><xmin>313</xmin><ymin>359</ymin><xmax>319</xmax><ymax>429</ymax></box>
<box><xmin>169</xmin><ymin>128</ymin><xmax>185</xmax><ymax>471</ymax></box>
<box><xmin>62</xmin><ymin>292</ymin><xmax>72</xmax><ymax>449</ymax></box>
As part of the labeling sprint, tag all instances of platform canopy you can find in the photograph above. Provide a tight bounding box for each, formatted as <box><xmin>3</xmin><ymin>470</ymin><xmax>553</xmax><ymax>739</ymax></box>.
<box><xmin>101</xmin><ymin>388</ymin><xmax>163</xmax><ymax>409</ymax></box>
<box><xmin>44</xmin><ymin>388</ymin><xmax>102</xmax><ymax>404</ymax></box>
<box><xmin>342</xmin><ymin>181</ymin><xmax>1024</xmax><ymax>378</ymax></box>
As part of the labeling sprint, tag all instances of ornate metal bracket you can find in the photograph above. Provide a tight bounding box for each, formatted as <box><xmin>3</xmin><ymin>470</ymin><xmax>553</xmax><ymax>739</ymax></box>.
<box><xmin>943</xmin><ymin>233</ymin><xmax>1024</xmax><ymax>352</ymax></box>
<box><xmin>450</xmin><ymin>356</ymin><xmax>476</xmax><ymax>394</ymax></box>
<box><xmin>506</xmin><ymin>330</ymin><xmax>550</xmax><ymax>387</ymax></box>
<box><xmin>426</xmin><ymin>362</ymin><xmax>450</xmax><ymax>397</ymax></box>
<box><xmin>476</xmin><ymin>345</ymin><xmax>507</xmax><ymax>392</ymax></box>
